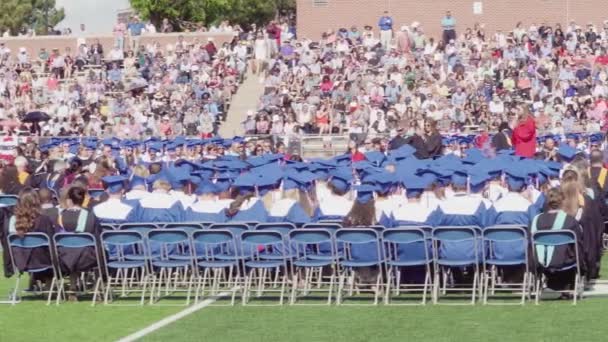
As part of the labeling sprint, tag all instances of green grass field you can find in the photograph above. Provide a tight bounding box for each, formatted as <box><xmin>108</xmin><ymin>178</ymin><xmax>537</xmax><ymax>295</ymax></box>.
<box><xmin>1</xmin><ymin>257</ymin><xmax>608</xmax><ymax>341</ymax></box>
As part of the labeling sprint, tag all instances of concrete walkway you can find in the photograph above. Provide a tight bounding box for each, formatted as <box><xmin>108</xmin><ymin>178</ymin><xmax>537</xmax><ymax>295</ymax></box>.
<box><xmin>219</xmin><ymin>72</ymin><xmax>263</xmax><ymax>137</ymax></box>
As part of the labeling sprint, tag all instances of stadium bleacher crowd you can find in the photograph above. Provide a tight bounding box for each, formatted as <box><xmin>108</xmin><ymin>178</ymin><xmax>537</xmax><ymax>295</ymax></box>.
<box><xmin>2</xmin><ymin>17</ymin><xmax>608</xmax><ymax>305</ymax></box>
<box><xmin>246</xmin><ymin>17</ymin><xmax>608</xmax><ymax>142</ymax></box>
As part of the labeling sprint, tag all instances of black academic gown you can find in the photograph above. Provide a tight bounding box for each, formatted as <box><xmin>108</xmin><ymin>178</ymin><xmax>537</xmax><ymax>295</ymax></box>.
<box><xmin>491</xmin><ymin>131</ymin><xmax>512</xmax><ymax>151</ymax></box>
<box><xmin>579</xmin><ymin>194</ymin><xmax>605</xmax><ymax>279</ymax></box>
<box><xmin>0</xmin><ymin>213</ymin><xmax>56</xmax><ymax>278</ymax></box>
<box><xmin>589</xmin><ymin>166</ymin><xmax>608</xmax><ymax>202</ymax></box>
<box><xmin>56</xmin><ymin>208</ymin><xmax>101</xmax><ymax>275</ymax></box>
<box><xmin>532</xmin><ymin>212</ymin><xmax>583</xmax><ymax>290</ymax></box>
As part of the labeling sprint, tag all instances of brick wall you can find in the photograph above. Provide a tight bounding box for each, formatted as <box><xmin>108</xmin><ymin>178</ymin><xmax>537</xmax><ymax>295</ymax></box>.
<box><xmin>0</xmin><ymin>32</ymin><xmax>234</xmax><ymax>56</ymax></box>
<box><xmin>297</xmin><ymin>0</ymin><xmax>608</xmax><ymax>40</ymax></box>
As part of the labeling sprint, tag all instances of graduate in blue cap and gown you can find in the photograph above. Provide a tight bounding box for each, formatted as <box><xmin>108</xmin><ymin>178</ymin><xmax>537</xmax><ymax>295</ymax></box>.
<box><xmin>393</xmin><ymin>174</ymin><xmax>443</xmax><ymax>227</ymax></box>
<box><xmin>135</xmin><ymin>174</ymin><xmax>184</xmax><ymax>222</ymax></box>
<box><xmin>124</xmin><ymin>175</ymin><xmax>151</xmax><ymax>201</ymax></box>
<box><xmin>364</xmin><ymin>170</ymin><xmax>399</xmax><ymax>228</ymax></box>
<box><xmin>93</xmin><ymin>176</ymin><xmax>140</xmax><ymax>224</ymax></box>
<box><xmin>167</xmin><ymin>167</ymin><xmax>196</xmax><ymax>209</ymax></box>
<box><xmin>493</xmin><ymin>166</ymin><xmax>538</xmax><ymax>226</ymax></box>
<box><xmin>315</xmin><ymin>168</ymin><xmax>354</xmax><ymax>221</ymax></box>
<box><xmin>266</xmin><ymin>170</ymin><xmax>314</xmax><ymax>226</ymax></box>
<box><xmin>436</xmin><ymin>169</ymin><xmax>494</xmax><ymax>228</ymax></box>
<box><xmin>184</xmin><ymin>178</ymin><xmax>227</xmax><ymax>223</ymax></box>
<box><xmin>225</xmin><ymin>173</ymin><xmax>270</xmax><ymax>223</ymax></box>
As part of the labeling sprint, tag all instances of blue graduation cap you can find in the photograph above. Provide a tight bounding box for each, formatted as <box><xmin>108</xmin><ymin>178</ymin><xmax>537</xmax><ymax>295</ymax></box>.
<box><xmin>363</xmin><ymin>170</ymin><xmax>396</xmax><ymax>194</ymax></box>
<box><xmin>329</xmin><ymin>167</ymin><xmax>353</xmax><ymax>193</ymax></box>
<box><xmin>355</xmin><ymin>184</ymin><xmax>378</xmax><ymax>204</ymax></box>
<box><xmin>505</xmin><ymin>165</ymin><xmax>529</xmax><ymax>191</ymax></box>
<box><xmin>193</xmin><ymin>178</ymin><xmax>219</xmax><ymax>195</ymax></box>
<box><xmin>149</xmin><ymin>142</ymin><xmax>163</xmax><ymax>153</ymax></box>
<box><xmin>283</xmin><ymin>170</ymin><xmax>317</xmax><ymax>191</ymax></box>
<box><xmin>403</xmin><ymin>174</ymin><xmax>435</xmax><ymax>199</ymax></box>
<box><xmin>365</xmin><ymin>151</ymin><xmax>386</xmax><ymax>167</ymax></box>
<box><xmin>389</xmin><ymin>145</ymin><xmax>416</xmax><ymax>160</ymax></box>
<box><xmin>102</xmin><ymin>175</ymin><xmax>128</xmax><ymax>193</ymax></box>
<box><xmin>469</xmin><ymin>171</ymin><xmax>491</xmax><ymax>193</ymax></box>
<box><xmin>558</xmin><ymin>143</ymin><xmax>578</xmax><ymax>162</ymax></box>
<box><xmin>462</xmin><ymin>148</ymin><xmax>484</xmax><ymax>164</ymax></box>
<box><xmin>214</xmin><ymin>171</ymin><xmax>237</xmax><ymax>193</ymax></box>
<box><xmin>168</xmin><ymin>167</ymin><xmax>192</xmax><ymax>190</ymax></box>
<box><xmin>333</xmin><ymin>154</ymin><xmax>352</xmax><ymax>166</ymax></box>
<box><xmin>451</xmin><ymin>168</ymin><xmax>468</xmax><ymax>187</ymax></box>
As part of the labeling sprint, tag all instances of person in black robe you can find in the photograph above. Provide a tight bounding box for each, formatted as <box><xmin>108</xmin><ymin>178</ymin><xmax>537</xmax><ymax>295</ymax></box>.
<box><xmin>388</xmin><ymin>129</ymin><xmax>408</xmax><ymax>151</ymax></box>
<box><xmin>588</xmin><ymin>150</ymin><xmax>608</xmax><ymax>202</ymax></box>
<box><xmin>406</xmin><ymin>120</ymin><xmax>442</xmax><ymax>159</ymax></box>
<box><xmin>0</xmin><ymin>188</ymin><xmax>56</xmax><ymax>286</ymax></box>
<box><xmin>491</xmin><ymin>122</ymin><xmax>512</xmax><ymax>151</ymax></box>
<box><xmin>56</xmin><ymin>186</ymin><xmax>101</xmax><ymax>299</ymax></box>
<box><xmin>532</xmin><ymin>188</ymin><xmax>584</xmax><ymax>292</ymax></box>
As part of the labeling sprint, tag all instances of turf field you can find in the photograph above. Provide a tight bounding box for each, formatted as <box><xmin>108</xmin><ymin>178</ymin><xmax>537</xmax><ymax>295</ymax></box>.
<box><xmin>1</xmin><ymin>258</ymin><xmax>608</xmax><ymax>342</ymax></box>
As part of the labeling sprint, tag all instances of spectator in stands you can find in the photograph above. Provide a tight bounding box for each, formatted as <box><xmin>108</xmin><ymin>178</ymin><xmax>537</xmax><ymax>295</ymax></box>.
<box><xmin>378</xmin><ymin>11</ymin><xmax>393</xmax><ymax>48</ymax></box>
<box><xmin>441</xmin><ymin>11</ymin><xmax>456</xmax><ymax>43</ymax></box>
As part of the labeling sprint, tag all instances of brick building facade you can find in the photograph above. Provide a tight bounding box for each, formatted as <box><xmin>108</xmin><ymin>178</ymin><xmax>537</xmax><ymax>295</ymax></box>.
<box><xmin>297</xmin><ymin>0</ymin><xmax>608</xmax><ymax>40</ymax></box>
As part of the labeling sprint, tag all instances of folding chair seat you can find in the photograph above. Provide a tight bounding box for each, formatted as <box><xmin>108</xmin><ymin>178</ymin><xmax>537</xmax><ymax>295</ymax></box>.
<box><xmin>532</xmin><ymin>230</ymin><xmax>583</xmax><ymax>305</ymax></box>
<box><xmin>241</xmin><ymin>231</ymin><xmax>291</xmax><ymax>305</ymax></box>
<box><xmin>100</xmin><ymin>231</ymin><xmax>149</xmax><ymax>306</ymax></box>
<box><xmin>5</xmin><ymin>233</ymin><xmax>57</xmax><ymax>305</ymax></box>
<box><xmin>335</xmin><ymin>228</ymin><xmax>385</xmax><ymax>305</ymax></box>
<box><xmin>289</xmin><ymin>229</ymin><xmax>337</xmax><ymax>305</ymax></box>
<box><xmin>482</xmin><ymin>226</ymin><xmax>530</xmax><ymax>305</ymax></box>
<box><xmin>383</xmin><ymin>228</ymin><xmax>433</xmax><ymax>305</ymax></box>
<box><xmin>53</xmin><ymin>233</ymin><xmax>103</xmax><ymax>305</ymax></box>
<box><xmin>432</xmin><ymin>226</ymin><xmax>481</xmax><ymax>305</ymax></box>
<box><xmin>147</xmin><ymin>230</ymin><xmax>195</xmax><ymax>305</ymax></box>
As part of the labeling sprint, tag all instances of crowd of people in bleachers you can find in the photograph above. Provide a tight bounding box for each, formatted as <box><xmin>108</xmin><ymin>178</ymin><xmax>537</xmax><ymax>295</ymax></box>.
<box><xmin>0</xmin><ymin>17</ymin><xmax>258</xmax><ymax>140</ymax></box>
<box><xmin>245</xmin><ymin>15</ymin><xmax>608</xmax><ymax>142</ymax></box>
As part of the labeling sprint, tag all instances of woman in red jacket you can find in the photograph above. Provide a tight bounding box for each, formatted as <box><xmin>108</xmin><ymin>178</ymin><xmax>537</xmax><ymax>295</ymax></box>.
<box><xmin>512</xmin><ymin>110</ymin><xmax>537</xmax><ymax>158</ymax></box>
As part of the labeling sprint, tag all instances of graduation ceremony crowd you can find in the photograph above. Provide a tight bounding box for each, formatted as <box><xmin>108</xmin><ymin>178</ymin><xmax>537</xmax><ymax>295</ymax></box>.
<box><xmin>3</xmin><ymin>15</ymin><xmax>608</xmax><ymax>302</ymax></box>
<box><xmin>1</xmin><ymin>108</ymin><xmax>608</xmax><ymax>300</ymax></box>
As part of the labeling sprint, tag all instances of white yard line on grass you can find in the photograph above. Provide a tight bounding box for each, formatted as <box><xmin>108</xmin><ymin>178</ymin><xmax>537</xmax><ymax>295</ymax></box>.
<box><xmin>116</xmin><ymin>290</ymin><xmax>232</xmax><ymax>342</ymax></box>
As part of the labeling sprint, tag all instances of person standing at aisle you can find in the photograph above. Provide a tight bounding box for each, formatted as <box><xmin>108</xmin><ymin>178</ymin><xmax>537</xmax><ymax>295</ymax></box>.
<box><xmin>441</xmin><ymin>11</ymin><xmax>456</xmax><ymax>44</ymax></box>
<box><xmin>378</xmin><ymin>11</ymin><xmax>393</xmax><ymax>49</ymax></box>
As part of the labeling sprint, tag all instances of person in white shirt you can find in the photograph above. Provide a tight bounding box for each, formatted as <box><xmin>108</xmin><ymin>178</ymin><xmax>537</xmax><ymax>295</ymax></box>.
<box><xmin>489</xmin><ymin>95</ymin><xmax>505</xmax><ymax>115</ymax></box>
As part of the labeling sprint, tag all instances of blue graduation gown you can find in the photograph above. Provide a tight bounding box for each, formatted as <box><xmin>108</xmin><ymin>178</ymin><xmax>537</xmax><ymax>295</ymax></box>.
<box><xmin>268</xmin><ymin>199</ymin><xmax>311</xmax><ymax>225</ymax></box>
<box><xmin>228</xmin><ymin>198</ymin><xmax>268</xmax><ymax>223</ymax></box>
<box><xmin>492</xmin><ymin>192</ymin><xmax>538</xmax><ymax>261</ymax></box>
<box><xmin>184</xmin><ymin>200</ymin><xmax>227</xmax><ymax>223</ymax></box>
<box><xmin>92</xmin><ymin>198</ymin><xmax>140</xmax><ymax>225</ymax></box>
<box><xmin>136</xmin><ymin>192</ymin><xmax>184</xmax><ymax>222</ymax></box>
<box><xmin>314</xmin><ymin>195</ymin><xmax>353</xmax><ymax>221</ymax></box>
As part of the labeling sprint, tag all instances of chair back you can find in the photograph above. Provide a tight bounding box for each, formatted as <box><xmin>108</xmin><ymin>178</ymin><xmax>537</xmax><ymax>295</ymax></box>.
<box><xmin>483</xmin><ymin>226</ymin><xmax>528</xmax><ymax>262</ymax></box>
<box><xmin>8</xmin><ymin>233</ymin><xmax>54</xmax><ymax>273</ymax></box>
<box><xmin>433</xmin><ymin>226</ymin><xmax>480</xmax><ymax>264</ymax></box>
<box><xmin>302</xmin><ymin>223</ymin><xmax>342</xmax><ymax>233</ymax></box>
<box><xmin>163</xmin><ymin>222</ymin><xmax>206</xmax><ymax>234</ymax></box>
<box><xmin>53</xmin><ymin>232</ymin><xmax>100</xmax><ymax>278</ymax></box>
<box><xmin>209</xmin><ymin>223</ymin><xmax>249</xmax><ymax>236</ymax></box>
<box><xmin>532</xmin><ymin>230</ymin><xmax>579</xmax><ymax>268</ymax></box>
<box><xmin>254</xmin><ymin>223</ymin><xmax>296</xmax><ymax>236</ymax></box>
<box><xmin>382</xmin><ymin>228</ymin><xmax>430</xmax><ymax>264</ymax></box>
<box><xmin>0</xmin><ymin>195</ymin><xmax>18</xmax><ymax>207</ymax></box>
<box><xmin>241</xmin><ymin>231</ymin><xmax>287</xmax><ymax>260</ymax></box>
<box><xmin>192</xmin><ymin>230</ymin><xmax>238</xmax><ymax>261</ymax></box>
<box><xmin>289</xmin><ymin>229</ymin><xmax>335</xmax><ymax>260</ymax></box>
<box><xmin>147</xmin><ymin>229</ymin><xmax>191</xmax><ymax>260</ymax></box>
<box><xmin>336</xmin><ymin>228</ymin><xmax>382</xmax><ymax>263</ymax></box>
<box><xmin>100</xmin><ymin>230</ymin><xmax>145</xmax><ymax>261</ymax></box>
<box><xmin>118</xmin><ymin>223</ymin><xmax>159</xmax><ymax>235</ymax></box>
